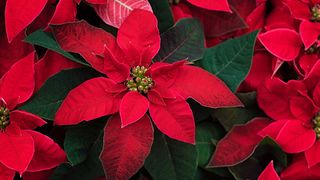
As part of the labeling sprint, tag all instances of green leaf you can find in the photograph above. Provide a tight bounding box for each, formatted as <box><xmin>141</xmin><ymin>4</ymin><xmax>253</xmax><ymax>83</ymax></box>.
<box><xmin>50</xmin><ymin>132</ymin><xmax>105</xmax><ymax>180</ymax></box>
<box><xmin>196</xmin><ymin>122</ymin><xmax>224</xmax><ymax>167</ymax></box>
<box><xmin>24</xmin><ymin>30</ymin><xmax>90</xmax><ymax>66</ymax></box>
<box><xmin>64</xmin><ymin>118</ymin><xmax>107</xmax><ymax>166</ymax></box>
<box><xmin>148</xmin><ymin>0</ymin><xmax>174</xmax><ymax>33</ymax></box>
<box><xmin>211</xmin><ymin>92</ymin><xmax>265</xmax><ymax>131</ymax></box>
<box><xmin>144</xmin><ymin>130</ymin><xmax>198</xmax><ymax>180</ymax></box>
<box><xmin>154</xmin><ymin>18</ymin><xmax>205</xmax><ymax>63</ymax></box>
<box><xmin>19</xmin><ymin>68</ymin><xmax>100</xmax><ymax>120</ymax></box>
<box><xmin>197</xmin><ymin>30</ymin><xmax>259</xmax><ymax>92</ymax></box>
<box><xmin>196</xmin><ymin>122</ymin><xmax>232</xmax><ymax>178</ymax></box>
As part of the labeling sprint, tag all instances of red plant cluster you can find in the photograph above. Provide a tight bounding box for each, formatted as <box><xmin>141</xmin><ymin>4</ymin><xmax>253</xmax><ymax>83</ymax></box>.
<box><xmin>2</xmin><ymin>0</ymin><xmax>320</xmax><ymax>179</ymax></box>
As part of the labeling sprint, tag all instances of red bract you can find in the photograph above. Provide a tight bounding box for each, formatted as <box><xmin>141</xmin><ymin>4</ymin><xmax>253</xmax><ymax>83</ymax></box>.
<box><xmin>258</xmin><ymin>28</ymin><xmax>302</xmax><ymax>61</ymax></box>
<box><xmin>53</xmin><ymin>9</ymin><xmax>242</xmax><ymax>179</ymax></box>
<box><xmin>0</xmin><ymin>52</ymin><xmax>66</xmax><ymax>179</ymax></box>
<box><xmin>186</xmin><ymin>0</ymin><xmax>231</xmax><ymax>12</ymax></box>
<box><xmin>257</xmin><ymin>61</ymin><xmax>320</xmax><ymax>167</ymax></box>
<box><xmin>208</xmin><ymin>118</ymin><xmax>270</xmax><ymax>167</ymax></box>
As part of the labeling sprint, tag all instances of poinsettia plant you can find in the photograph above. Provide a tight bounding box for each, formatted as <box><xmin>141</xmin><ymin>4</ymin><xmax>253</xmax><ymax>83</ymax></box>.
<box><xmin>4</xmin><ymin>0</ymin><xmax>320</xmax><ymax>179</ymax></box>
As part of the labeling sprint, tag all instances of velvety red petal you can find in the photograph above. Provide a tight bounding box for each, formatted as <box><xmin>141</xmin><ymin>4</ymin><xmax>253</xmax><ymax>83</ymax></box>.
<box><xmin>257</xmin><ymin>78</ymin><xmax>307</xmax><ymax>121</ymax></box>
<box><xmin>55</xmin><ymin>77</ymin><xmax>122</xmax><ymax>125</ymax></box>
<box><xmin>289</xmin><ymin>94</ymin><xmax>318</xmax><ymax>124</ymax></box>
<box><xmin>304</xmin><ymin>61</ymin><xmax>320</xmax><ymax>90</ymax></box>
<box><xmin>187</xmin><ymin>0</ymin><xmax>231</xmax><ymax>12</ymax></box>
<box><xmin>258</xmin><ymin>120</ymin><xmax>288</xmax><ymax>139</ymax></box>
<box><xmin>27</xmin><ymin>1</ymin><xmax>55</xmax><ymax>33</ymax></box>
<box><xmin>150</xmin><ymin>61</ymin><xmax>185</xmax><ymax>88</ymax></box>
<box><xmin>0</xmin><ymin>163</ymin><xmax>15</xmax><ymax>180</ymax></box>
<box><xmin>51</xmin><ymin>21</ymin><xmax>115</xmax><ymax>73</ymax></box>
<box><xmin>49</xmin><ymin>0</ymin><xmax>77</xmax><ymax>25</ymax></box>
<box><xmin>100</xmin><ymin>115</ymin><xmax>153</xmax><ymax>180</ymax></box>
<box><xmin>149</xmin><ymin>95</ymin><xmax>195</xmax><ymax>144</ymax></box>
<box><xmin>208</xmin><ymin>118</ymin><xmax>270</xmax><ymax>167</ymax></box>
<box><xmin>24</xmin><ymin>130</ymin><xmax>66</xmax><ymax>172</ymax></box>
<box><xmin>35</xmin><ymin>50</ymin><xmax>82</xmax><ymax>91</ymax></box>
<box><xmin>117</xmin><ymin>9</ymin><xmax>160</xmax><ymax>67</ymax></box>
<box><xmin>0</xmin><ymin>129</ymin><xmax>34</xmax><ymax>175</ymax></box>
<box><xmin>0</xmin><ymin>26</ymin><xmax>33</xmax><ymax>77</ymax></box>
<box><xmin>264</xmin><ymin>3</ymin><xmax>295</xmax><ymax>30</ymax></box>
<box><xmin>297</xmin><ymin>54</ymin><xmax>318</xmax><ymax>76</ymax></box>
<box><xmin>147</xmin><ymin>89</ymin><xmax>166</xmax><ymax>106</ymax></box>
<box><xmin>10</xmin><ymin>110</ymin><xmax>46</xmax><ymax>130</ymax></box>
<box><xmin>103</xmin><ymin>46</ymin><xmax>130</xmax><ymax>83</ymax></box>
<box><xmin>258</xmin><ymin>161</ymin><xmax>280</xmax><ymax>180</ymax></box>
<box><xmin>0</xmin><ymin>52</ymin><xmax>35</xmax><ymax>109</ymax></box>
<box><xmin>5</xmin><ymin>0</ymin><xmax>47</xmax><ymax>42</ymax></box>
<box><xmin>245</xmin><ymin>3</ymin><xmax>266</xmax><ymax>31</ymax></box>
<box><xmin>120</xmin><ymin>91</ymin><xmax>149</xmax><ymax>127</ymax></box>
<box><xmin>284</xmin><ymin>0</ymin><xmax>310</xmax><ymax>20</ymax></box>
<box><xmin>170</xmin><ymin>65</ymin><xmax>243</xmax><ymax>108</ymax></box>
<box><xmin>305</xmin><ymin>141</ymin><xmax>320</xmax><ymax>168</ymax></box>
<box><xmin>171</xmin><ymin>4</ymin><xmax>193</xmax><ymax>22</ymax></box>
<box><xmin>300</xmin><ymin>20</ymin><xmax>320</xmax><ymax>49</ymax></box>
<box><xmin>258</xmin><ymin>28</ymin><xmax>302</xmax><ymax>61</ymax></box>
<box><xmin>276</xmin><ymin>120</ymin><xmax>316</xmax><ymax>153</ymax></box>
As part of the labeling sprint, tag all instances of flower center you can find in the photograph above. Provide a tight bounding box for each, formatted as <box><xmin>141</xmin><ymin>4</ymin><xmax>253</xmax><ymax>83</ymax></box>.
<box><xmin>0</xmin><ymin>107</ymin><xmax>10</xmax><ymax>130</ymax></box>
<box><xmin>311</xmin><ymin>5</ymin><xmax>320</xmax><ymax>22</ymax></box>
<box><xmin>126</xmin><ymin>66</ymin><xmax>153</xmax><ymax>94</ymax></box>
<box><xmin>313</xmin><ymin>113</ymin><xmax>320</xmax><ymax>138</ymax></box>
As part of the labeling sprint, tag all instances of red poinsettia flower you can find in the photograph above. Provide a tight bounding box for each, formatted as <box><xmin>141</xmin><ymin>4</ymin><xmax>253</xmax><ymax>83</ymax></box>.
<box><xmin>265</xmin><ymin>0</ymin><xmax>320</xmax><ymax>76</ymax></box>
<box><xmin>257</xmin><ymin>61</ymin><xmax>320</xmax><ymax>168</ymax></box>
<box><xmin>0</xmin><ymin>52</ymin><xmax>66</xmax><ymax>179</ymax></box>
<box><xmin>54</xmin><ymin>9</ymin><xmax>242</xmax><ymax>143</ymax></box>
<box><xmin>53</xmin><ymin>9</ymin><xmax>242</xmax><ymax>179</ymax></box>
